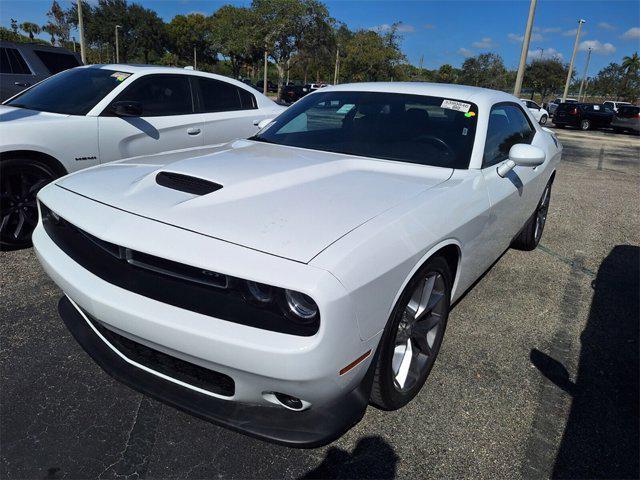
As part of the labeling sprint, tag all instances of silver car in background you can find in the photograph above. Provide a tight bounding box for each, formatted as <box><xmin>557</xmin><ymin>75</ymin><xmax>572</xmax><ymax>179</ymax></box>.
<box><xmin>611</xmin><ymin>105</ymin><xmax>640</xmax><ymax>134</ymax></box>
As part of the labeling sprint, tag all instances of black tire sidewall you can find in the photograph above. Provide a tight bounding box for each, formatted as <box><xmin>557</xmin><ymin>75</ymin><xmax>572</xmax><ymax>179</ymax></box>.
<box><xmin>0</xmin><ymin>158</ymin><xmax>57</xmax><ymax>249</ymax></box>
<box><xmin>373</xmin><ymin>256</ymin><xmax>452</xmax><ymax>410</ymax></box>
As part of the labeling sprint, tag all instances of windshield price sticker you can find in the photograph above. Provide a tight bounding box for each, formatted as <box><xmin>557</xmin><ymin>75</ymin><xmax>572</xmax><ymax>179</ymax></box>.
<box><xmin>111</xmin><ymin>72</ymin><xmax>131</xmax><ymax>82</ymax></box>
<box><xmin>441</xmin><ymin>99</ymin><xmax>471</xmax><ymax>113</ymax></box>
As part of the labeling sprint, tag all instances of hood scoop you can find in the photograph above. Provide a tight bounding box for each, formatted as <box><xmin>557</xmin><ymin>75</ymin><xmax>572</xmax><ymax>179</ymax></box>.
<box><xmin>156</xmin><ymin>171</ymin><xmax>222</xmax><ymax>196</ymax></box>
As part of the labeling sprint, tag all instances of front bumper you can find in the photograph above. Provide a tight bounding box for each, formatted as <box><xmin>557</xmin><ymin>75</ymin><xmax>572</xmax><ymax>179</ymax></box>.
<box><xmin>58</xmin><ymin>295</ymin><xmax>373</xmax><ymax>447</ymax></box>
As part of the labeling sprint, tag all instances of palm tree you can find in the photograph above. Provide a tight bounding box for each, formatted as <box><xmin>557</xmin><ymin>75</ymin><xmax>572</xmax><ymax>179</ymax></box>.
<box><xmin>20</xmin><ymin>22</ymin><xmax>41</xmax><ymax>40</ymax></box>
<box><xmin>621</xmin><ymin>52</ymin><xmax>639</xmax><ymax>101</ymax></box>
<box><xmin>42</xmin><ymin>23</ymin><xmax>57</xmax><ymax>45</ymax></box>
<box><xmin>621</xmin><ymin>52</ymin><xmax>640</xmax><ymax>75</ymax></box>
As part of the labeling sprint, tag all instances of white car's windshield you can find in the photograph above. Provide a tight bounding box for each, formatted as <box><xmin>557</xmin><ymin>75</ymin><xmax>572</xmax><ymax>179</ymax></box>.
<box><xmin>5</xmin><ymin>68</ymin><xmax>129</xmax><ymax>115</ymax></box>
<box><xmin>252</xmin><ymin>91</ymin><xmax>479</xmax><ymax>169</ymax></box>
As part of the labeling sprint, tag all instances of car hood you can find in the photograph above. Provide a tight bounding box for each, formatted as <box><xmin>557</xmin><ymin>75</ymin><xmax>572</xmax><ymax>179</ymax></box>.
<box><xmin>56</xmin><ymin>140</ymin><xmax>452</xmax><ymax>263</ymax></box>
<box><xmin>0</xmin><ymin>105</ymin><xmax>69</xmax><ymax>124</ymax></box>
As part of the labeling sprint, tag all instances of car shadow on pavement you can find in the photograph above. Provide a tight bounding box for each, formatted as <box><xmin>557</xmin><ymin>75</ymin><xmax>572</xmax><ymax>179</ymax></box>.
<box><xmin>300</xmin><ymin>436</ymin><xmax>399</xmax><ymax>479</ymax></box>
<box><xmin>531</xmin><ymin>244</ymin><xmax>639</xmax><ymax>479</ymax></box>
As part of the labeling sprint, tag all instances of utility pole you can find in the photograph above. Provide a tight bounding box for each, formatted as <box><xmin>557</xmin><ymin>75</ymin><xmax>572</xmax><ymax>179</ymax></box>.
<box><xmin>562</xmin><ymin>19</ymin><xmax>586</xmax><ymax>102</ymax></box>
<box><xmin>578</xmin><ymin>47</ymin><xmax>592</xmax><ymax>101</ymax></box>
<box><xmin>513</xmin><ymin>0</ymin><xmax>538</xmax><ymax>97</ymax></box>
<box><xmin>115</xmin><ymin>25</ymin><xmax>121</xmax><ymax>63</ymax></box>
<box><xmin>333</xmin><ymin>46</ymin><xmax>339</xmax><ymax>85</ymax></box>
<box><xmin>77</xmin><ymin>0</ymin><xmax>87</xmax><ymax>63</ymax></box>
<box><xmin>193</xmin><ymin>46</ymin><xmax>197</xmax><ymax>70</ymax></box>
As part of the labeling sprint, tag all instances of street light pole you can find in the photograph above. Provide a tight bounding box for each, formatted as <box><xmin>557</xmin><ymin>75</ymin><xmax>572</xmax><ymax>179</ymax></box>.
<box><xmin>263</xmin><ymin>45</ymin><xmax>268</xmax><ymax>96</ymax></box>
<box><xmin>513</xmin><ymin>0</ymin><xmax>538</xmax><ymax>98</ymax></box>
<box><xmin>333</xmin><ymin>46</ymin><xmax>339</xmax><ymax>85</ymax></box>
<box><xmin>562</xmin><ymin>19</ymin><xmax>586</xmax><ymax>102</ymax></box>
<box><xmin>115</xmin><ymin>25</ymin><xmax>121</xmax><ymax>63</ymax></box>
<box><xmin>77</xmin><ymin>0</ymin><xmax>87</xmax><ymax>63</ymax></box>
<box><xmin>578</xmin><ymin>47</ymin><xmax>592</xmax><ymax>101</ymax></box>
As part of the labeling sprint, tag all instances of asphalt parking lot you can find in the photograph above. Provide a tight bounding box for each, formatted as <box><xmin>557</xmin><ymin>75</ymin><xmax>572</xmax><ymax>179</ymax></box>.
<box><xmin>1</xmin><ymin>127</ymin><xmax>638</xmax><ymax>479</ymax></box>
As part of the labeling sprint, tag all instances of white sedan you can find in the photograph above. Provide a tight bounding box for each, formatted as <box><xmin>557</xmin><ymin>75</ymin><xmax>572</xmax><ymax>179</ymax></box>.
<box><xmin>0</xmin><ymin>64</ymin><xmax>284</xmax><ymax>248</ymax></box>
<box><xmin>34</xmin><ymin>83</ymin><xmax>561</xmax><ymax>447</ymax></box>
<box><xmin>521</xmin><ymin>98</ymin><xmax>550</xmax><ymax>125</ymax></box>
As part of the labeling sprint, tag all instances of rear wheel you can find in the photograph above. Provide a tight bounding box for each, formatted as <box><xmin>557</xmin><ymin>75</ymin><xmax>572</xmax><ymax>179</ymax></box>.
<box><xmin>539</xmin><ymin>115</ymin><xmax>548</xmax><ymax>125</ymax></box>
<box><xmin>0</xmin><ymin>158</ymin><xmax>58</xmax><ymax>249</ymax></box>
<box><xmin>580</xmin><ymin>119</ymin><xmax>591</xmax><ymax>130</ymax></box>
<box><xmin>512</xmin><ymin>181</ymin><xmax>552</xmax><ymax>251</ymax></box>
<box><xmin>370</xmin><ymin>256</ymin><xmax>451</xmax><ymax>410</ymax></box>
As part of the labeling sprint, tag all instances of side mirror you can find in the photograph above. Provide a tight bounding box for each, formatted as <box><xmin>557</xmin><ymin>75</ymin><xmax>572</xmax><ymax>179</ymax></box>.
<box><xmin>110</xmin><ymin>101</ymin><xmax>143</xmax><ymax>117</ymax></box>
<box><xmin>254</xmin><ymin>118</ymin><xmax>274</xmax><ymax>129</ymax></box>
<box><xmin>497</xmin><ymin>144</ymin><xmax>546</xmax><ymax>177</ymax></box>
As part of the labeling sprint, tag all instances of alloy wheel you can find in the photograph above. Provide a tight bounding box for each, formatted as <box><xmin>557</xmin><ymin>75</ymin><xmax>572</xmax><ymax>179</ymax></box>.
<box><xmin>0</xmin><ymin>164</ymin><xmax>53</xmax><ymax>247</ymax></box>
<box><xmin>392</xmin><ymin>272</ymin><xmax>447</xmax><ymax>392</ymax></box>
<box><xmin>534</xmin><ymin>185</ymin><xmax>551</xmax><ymax>244</ymax></box>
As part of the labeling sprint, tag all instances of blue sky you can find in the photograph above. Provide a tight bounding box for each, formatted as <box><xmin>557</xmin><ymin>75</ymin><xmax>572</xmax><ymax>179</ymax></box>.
<box><xmin>2</xmin><ymin>0</ymin><xmax>639</xmax><ymax>74</ymax></box>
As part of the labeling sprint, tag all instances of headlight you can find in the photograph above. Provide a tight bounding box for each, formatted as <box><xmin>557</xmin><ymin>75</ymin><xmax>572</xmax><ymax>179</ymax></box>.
<box><xmin>284</xmin><ymin>289</ymin><xmax>318</xmax><ymax>322</ymax></box>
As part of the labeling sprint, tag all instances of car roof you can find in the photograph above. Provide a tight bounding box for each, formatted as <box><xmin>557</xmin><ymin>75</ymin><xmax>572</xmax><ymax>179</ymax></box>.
<box><xmin>318</xmin><ymin>82</ymin><xmax>519</xmax><ymax>109</ymax></box>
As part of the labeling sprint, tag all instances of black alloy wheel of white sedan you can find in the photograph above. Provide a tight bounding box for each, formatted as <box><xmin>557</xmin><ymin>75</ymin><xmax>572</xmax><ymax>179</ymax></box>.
<box><xmin>0</xmin><ymin>159</ymin><xmax>56</xmax><ymax>249</ymax></box>
<box><xmin>371</xmin><ymin>256</ymin><xmax>451</xmax><ymax>410</ymax></box>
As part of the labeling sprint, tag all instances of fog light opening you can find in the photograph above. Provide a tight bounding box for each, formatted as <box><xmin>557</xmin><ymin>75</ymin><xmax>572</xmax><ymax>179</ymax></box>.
<box><xmin>262</xmin><ymin>391</ymin><xmax>310</xmax><ymax>411</ymax></box>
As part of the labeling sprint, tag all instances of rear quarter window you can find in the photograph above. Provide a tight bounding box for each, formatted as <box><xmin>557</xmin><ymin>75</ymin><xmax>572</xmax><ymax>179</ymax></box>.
<box><xmin>33</xmin><ymin>50</ymin><xmax>80</xmax><ymax>75</ymax></box>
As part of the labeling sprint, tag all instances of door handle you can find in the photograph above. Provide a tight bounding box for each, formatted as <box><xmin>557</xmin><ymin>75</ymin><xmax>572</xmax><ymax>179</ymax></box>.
<box><xmin>14</xmin><ymin>82</ymin><xmax>31</xmax><ymax>87</ymax></box>
<box><xmin>187</xmin><ymin>127</ymin><xmax>201</xmax><ymax>136</ymax></box>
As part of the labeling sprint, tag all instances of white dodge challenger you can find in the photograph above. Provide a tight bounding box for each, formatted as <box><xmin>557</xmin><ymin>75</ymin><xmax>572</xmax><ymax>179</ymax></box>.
<box><xmin>33</xmin><ymin>83</ymin><xmax>561</xmax><ymax>447</ymax></box>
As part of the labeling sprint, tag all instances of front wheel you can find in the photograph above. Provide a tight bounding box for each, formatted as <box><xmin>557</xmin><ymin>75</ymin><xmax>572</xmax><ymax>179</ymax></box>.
<box><xmin>512</xmin><ymin>181</ymin><xmax>552</xmax><ymax>251</ymax></box>
<box><xmin>580</xmin><ymin>119</ymin><xmax>591</xmax><ymax>130</ymax></box>
<box><xmin>0</xmin><ymin>158</ymin><xmax>57</xmax><ymax>249</ymax></box>
<box><xmin>539</xmin><ymin>115</ymin><xmax>548</xmax><ymax>125</ymax></box>
<box><xmin>370</xmin><ymin>256</ymin><xmax>451</xmax><ymax>410</ymax></box>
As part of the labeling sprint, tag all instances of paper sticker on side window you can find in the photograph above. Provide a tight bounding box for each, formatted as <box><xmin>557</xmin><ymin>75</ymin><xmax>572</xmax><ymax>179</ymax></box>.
<box><xmin>441</xmin><ymin>99</ymin><xmax>471</xmax><ymax>113</ymax></box>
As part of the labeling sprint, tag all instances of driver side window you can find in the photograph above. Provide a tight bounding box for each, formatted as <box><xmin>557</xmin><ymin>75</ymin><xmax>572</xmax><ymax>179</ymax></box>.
<box><xmin>483</xmin><ymin>103</ymin><xmax>535</xmax><ymax>168</ymax></box>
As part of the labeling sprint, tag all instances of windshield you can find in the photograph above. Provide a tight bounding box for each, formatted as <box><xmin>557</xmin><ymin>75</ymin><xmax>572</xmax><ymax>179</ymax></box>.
<box><xmin>5</xmin><ymin>68</ymin><xmax>129</xmax><ymax>115</ymax></box>
<box><xmin>252</xmin><ymin>91</ymin><xmax>479</xmax><ymax>169</ymax></box>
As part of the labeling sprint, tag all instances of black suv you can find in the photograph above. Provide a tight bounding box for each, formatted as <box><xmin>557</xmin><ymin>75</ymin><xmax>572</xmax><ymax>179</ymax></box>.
<box><xmin>0</xmin><ymin>41</ymin><xmax>82</xmax><ymax>101</ymax></box>
<box><xmin>553</xmin><ymin>102</ymin><xmax>614</xmax><ymax>130</ymax></box>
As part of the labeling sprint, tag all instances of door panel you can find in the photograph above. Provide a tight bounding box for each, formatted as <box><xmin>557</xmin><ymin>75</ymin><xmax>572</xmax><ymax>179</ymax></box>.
<box><xmin>97</xmin><ymin>74</ymin><xmax>204</xmax><ymax>163</ymax></box>
<box><xmin>98</xmin><ymin>114</ymin><xmax>204</xmax><ymax>163</ymax></box>
<box><xmin>202</xmin><ymin>110</ymin><xmax>262</xmax><ymax>145</ymax></box>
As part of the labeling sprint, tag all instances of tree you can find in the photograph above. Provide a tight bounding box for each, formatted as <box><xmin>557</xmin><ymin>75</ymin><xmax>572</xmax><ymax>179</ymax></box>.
<box><xmin>591</xmin><ymin>63</ymin><xmax>625</xmax><ymax>99</ymax></box>
<box><xmin>340</xmin><ymin>27</ymin><xmax>405</xmax><ymax>82</ymax></box>
<box><xmin>46</xmin><ymin>0</ymin><xmax>70</xmax><ymax>45</ymax></box>
<box><xmin>167</xmin><ymin>13</ymin><xmax>217</xmax><ymax>67</ymax></box>
<box><xmin>42</xmin><ymin>23</ymin><xmax>57</xmax><ymax>45</ymax></box>
<box><xmin>460</xmin><ymin>53</ymin><xmax>508</xmax><ymax>90</ymax></box>
<box><xmin>211</xmin><ymin>6</ymin><xmax>260</xmax><ymax>78</ymax></box>
<box><xmin>253</xmin><ymin>0</ymin><xmax>332</xmax><ymax>99</ymax></box>
<box><xmin>20</xmin><ymin>22</ymin><xmax>41</xmax><ymax>40</ymax></box>
<box><xmin>523</xmin><ymin>58</ymin><xmax>568</xmax><ymax>102</ymax></box>
<box><xmin>436</xmin><ymin>64</ymin><xmax>458</xmax><ymax>83</ymax></box>
<box><xmin>622</xmin><ymin>52</ymin><xmax>640</xmax><ymax>76</ymax></box>
<box><xmin>128</xmin><ymin>4</ymin><xmax>166</xmax><ymax>63</ymax></box>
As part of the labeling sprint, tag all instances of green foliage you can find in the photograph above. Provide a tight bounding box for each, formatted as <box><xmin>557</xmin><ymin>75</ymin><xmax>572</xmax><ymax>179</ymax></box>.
<box><xmin>44</xmin><ymin>0</ymin><xmax>70</xmax><ymax>44</ymax></box>
<box><xmin>460</xmin><ymin>53</ymin><xmax>508</xmax><ymax>90</ymax></box>
<box><xmin>0</xmin><ymin>26</ymin><xmax>48</xmax><ymax>44</ymax></box>
<box><xmin>436</xmin><ymin>64</ymin><xmax>458</xmax><ymax>83</ymax></box>
<box><xmin>523</xmin><ymin>58</ymin><xmax>569</xmax><ymax>101</ymax></box>
<box><xmin>211</xmin><ymin>6</ymin><xmax>260</xmax><ymax>77</ymax></box>
<box><xmin>128</xmin><ymin>4</ymin><xmax>166</xmax><ymax>63</ymax></box>
<box><xmin>167</xmin><ymin>13</ymin><xmax>217</xmax><ymax>66</ymax></box>
<box><xmin>20</xmin><ymin>22</ymin><xmax>41</xmax><ymax>40</ymax></box>
<box><xmin>340</xmin><ymin>27</ymin><xmax>406</xmax><ymax>82</ymax></box>
<box><xmin>590</xmin><ymin>60</ymin><xmax>639</xmax><ymax>101</ymax></box>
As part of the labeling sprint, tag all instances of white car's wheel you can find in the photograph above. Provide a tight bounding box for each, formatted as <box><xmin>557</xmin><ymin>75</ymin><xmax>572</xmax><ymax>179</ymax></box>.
<box><xmin>539</xmin><ymin>115</ymin><xmax>548</xmax><ymax>125</ymax></box>
<box><xmin>370</xmin><ymin>256</ymin><xmax>451</xmax><ymax>410</ymax></box>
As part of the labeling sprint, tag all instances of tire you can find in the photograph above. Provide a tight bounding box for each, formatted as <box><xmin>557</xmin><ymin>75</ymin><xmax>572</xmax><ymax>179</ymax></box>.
<box><xmin>370</xmin><ymin>256</ymin><xmax>452</xmax><ymax>410</ymax></box>
<box><xmin>539</xmin><ymin>115</ymin><xmax>548</xmax><ymax>126</ymax></box>
<box><xmin>580</xmin><ymin>119</ymin><xmax>591</xmax><ymax>130</ymax></box>
<box><xmin>512</xmin><ymin>181</ymin><xmax>552</xmax><ymax>251</ymax></box>
<box><xmin>0</xmin><ymin>158</ymin><xmax>58</xmax><ymax>249</ymax></box>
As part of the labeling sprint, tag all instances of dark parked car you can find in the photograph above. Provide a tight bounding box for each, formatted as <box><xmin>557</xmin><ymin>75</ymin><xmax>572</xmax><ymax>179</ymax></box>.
<box><xmin>553</xmin><ymin>103</ymin><xmax>614</xmax><ymax>131</ymax></box>
<box><xmin>611</xmin><ymin>105</ymin><xmax>640</xmax><ymax>134</ymax></box>
<box><xmin>0</xmin><ymin>41</ymin><xmax>82</xmax><ymax>101</ymax></box>
<box><xmin>255</xmin><ymin>79</ymin><xmax>278</xmax><ymax>93</ymax></box>
<box><xmin>281</xmin><ymin>84</ymin><xmax>310</xmax><ymax>104</ymax></box>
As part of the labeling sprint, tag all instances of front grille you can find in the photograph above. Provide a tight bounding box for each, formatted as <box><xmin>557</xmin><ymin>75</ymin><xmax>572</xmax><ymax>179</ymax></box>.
<box><xmin>88</xmin><ymin>314</ymin><xmax>235</xmax><ymax>397</ymax></box>
<box><xmin>156</xmin><ymin>172</ymin><xmax>222</xmax><ymax>195</ymax></box>
<box><xmin>40</xmin><ymin>203</ymin><xmax>319</xmax><ymax>336</ymax></box>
